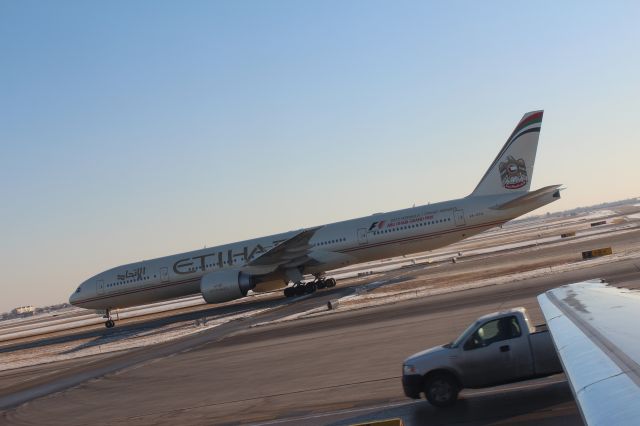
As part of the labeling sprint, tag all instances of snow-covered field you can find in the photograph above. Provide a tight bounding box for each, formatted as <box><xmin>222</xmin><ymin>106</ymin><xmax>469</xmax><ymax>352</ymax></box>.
<box><xmin>2</xmin><ymin>207</ymin><xmax>636</xmax><ymax>372</ymax></box>
<box><xmin>329</xmin><ymin>210</ymin><xmax>637</xmax><ymax>282</ymax></box>
<box><xmin>260</xmin><ymin>246</ymin><xmax>640</xmax><ymax>326</ymax></box>
<box><xmin>576</xmin><ymin>210</ymin><xmax>617</xmax><ymax>222</ymax></box>
<box><xmin>0</xmin><ymin>307</ymin><xmax>271</xmax><ymax>372</ymax></box>
<box><xmin>0</xmin><ymin>293</ymin><xmax>278</xmax><ymax>342</ymax></box>
<box><xmin>253</xmin><ymin>210</ymin><xmax>640</xmax><ymax>326</ymax></box>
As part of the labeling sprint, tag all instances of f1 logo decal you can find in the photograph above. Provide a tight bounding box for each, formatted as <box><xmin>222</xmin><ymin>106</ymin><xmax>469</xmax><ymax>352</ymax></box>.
<box><xmin>368</xmin><ymin>220</ymin><xmax>385</xmax><ymax>231</ymax></box>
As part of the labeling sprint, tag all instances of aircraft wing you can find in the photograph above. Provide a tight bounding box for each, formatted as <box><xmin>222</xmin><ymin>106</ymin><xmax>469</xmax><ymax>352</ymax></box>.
<box><xmin>248</xmin><ymin>226</ymin><xmax>322</xmax><ymax>269</ymax></box>
<box><xmin>538</xmin><ymin>280</ymin><xmax>640</xmax><ymax>426</ymax></box>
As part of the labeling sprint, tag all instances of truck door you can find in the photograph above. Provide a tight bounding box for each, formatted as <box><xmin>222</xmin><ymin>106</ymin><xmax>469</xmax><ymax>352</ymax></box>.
<box><xmin>458</xmin><ymin>315</ymin><xmax>533</xmax><ymax>387</ymax></box>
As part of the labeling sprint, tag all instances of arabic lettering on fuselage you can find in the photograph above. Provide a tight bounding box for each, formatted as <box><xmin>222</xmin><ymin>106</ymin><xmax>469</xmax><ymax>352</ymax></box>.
<box><xmin>117</xmin><ymin>267</ymin><xmax>146</xmax><ymax>281</ymax></box>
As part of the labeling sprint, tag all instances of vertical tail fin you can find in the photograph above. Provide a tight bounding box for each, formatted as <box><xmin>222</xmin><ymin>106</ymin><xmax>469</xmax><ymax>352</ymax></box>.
<box><xmin>470</xmin><ymin>110</ymin><xmax>543</xmax><ymax>197</ymax></box>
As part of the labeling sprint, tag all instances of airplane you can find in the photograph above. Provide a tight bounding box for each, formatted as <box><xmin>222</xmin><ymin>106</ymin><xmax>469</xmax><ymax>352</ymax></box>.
<box><xmin>70</xmin><ymin>110</ymin><xmax>562</xmax><ymax>328</ymax></box>
<box><xmin>538</xmin><ymin>280</ymin><xmax>640</xmax><ymax>426</ymax></box>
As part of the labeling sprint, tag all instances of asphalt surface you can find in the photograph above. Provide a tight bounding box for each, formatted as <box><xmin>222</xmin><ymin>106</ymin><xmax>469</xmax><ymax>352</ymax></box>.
<box><xmin>1</xmin><ymin>221</ymin><xmax>639</xmax><ymax>425</ymax></box>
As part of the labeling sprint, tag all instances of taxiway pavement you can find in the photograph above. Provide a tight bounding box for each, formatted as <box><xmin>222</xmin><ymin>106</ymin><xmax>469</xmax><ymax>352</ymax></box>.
<box><xmin>2</xmin><ymin>210</ymin><xmax>640</xmax><ymax>425</ymax></box>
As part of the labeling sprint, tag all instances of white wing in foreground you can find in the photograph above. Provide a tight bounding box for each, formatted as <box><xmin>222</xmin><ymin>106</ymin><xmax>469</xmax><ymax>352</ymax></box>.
<box><xmin>538</xmin><ymin>280</ymin><xmax>640</xmax><ymax>426</ymax></box>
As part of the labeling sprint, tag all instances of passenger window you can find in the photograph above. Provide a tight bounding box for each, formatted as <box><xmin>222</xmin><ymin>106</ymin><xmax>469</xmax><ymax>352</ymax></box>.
<box><xmin>463</xmin><ymin>316</ymin><xmax>521</xmax><ymax>350</ymax></box>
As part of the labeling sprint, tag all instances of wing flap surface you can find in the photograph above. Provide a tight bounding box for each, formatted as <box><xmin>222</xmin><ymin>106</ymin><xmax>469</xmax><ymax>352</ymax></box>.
<box><xmin>248</xmin><ymin>227</ymin><xmax>322</xmax><ymax>268</ymax></box>
<box><xmin>538</xmin><ymin>280</ymin><xmax>640</xmax><ymax>426</ymax></box>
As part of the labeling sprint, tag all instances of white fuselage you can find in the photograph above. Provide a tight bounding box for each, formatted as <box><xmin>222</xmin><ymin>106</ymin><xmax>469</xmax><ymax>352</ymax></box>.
<box><xmin>69</xmin><ymin>191</ymin><xmax>554</xmax><ymax>311</ymax></box>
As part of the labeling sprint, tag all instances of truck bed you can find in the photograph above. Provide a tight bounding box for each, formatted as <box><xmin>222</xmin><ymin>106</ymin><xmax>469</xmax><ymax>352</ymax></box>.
<box><xmin>529</xmin><ymin>327</ymin><xmax>562</xmax><ymax>376</ymax></box>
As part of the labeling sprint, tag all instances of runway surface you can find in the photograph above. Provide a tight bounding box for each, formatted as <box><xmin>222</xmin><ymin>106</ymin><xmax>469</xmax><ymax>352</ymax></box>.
<box><xmin>1</xmin><ymin>210</ymin><xmax>640</xmax><ymax>425</ymax></box>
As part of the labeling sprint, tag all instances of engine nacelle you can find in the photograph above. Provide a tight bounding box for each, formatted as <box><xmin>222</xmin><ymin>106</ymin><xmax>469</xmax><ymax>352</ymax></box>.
<box><xmin>200</xmin><ymin>269</ymin><xmax>255</xmax><ymax>304</ymax></box>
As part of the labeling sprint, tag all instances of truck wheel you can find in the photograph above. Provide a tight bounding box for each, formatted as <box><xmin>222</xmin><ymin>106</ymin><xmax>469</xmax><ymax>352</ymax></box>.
<box><xmin>424</xmin><ymin>373</ymin><xmax>459</xmax><ymax>407</ymax></box>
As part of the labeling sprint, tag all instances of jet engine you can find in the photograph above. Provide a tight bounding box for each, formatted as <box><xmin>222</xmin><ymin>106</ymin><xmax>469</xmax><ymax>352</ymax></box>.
<box><xmin>200</xmin><ymin>269</ymin><xmax>256</xmax><ymax>304</ymax></box>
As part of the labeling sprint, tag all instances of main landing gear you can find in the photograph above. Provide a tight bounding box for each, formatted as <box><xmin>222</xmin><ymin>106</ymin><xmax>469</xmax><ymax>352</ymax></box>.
<box><xmin>104</xmin><ymin>309</ymin><xmax>115</xmax><ymax>329</ymax></box>
<box><xmin>283</xmin><ymin>277</ymin><xmax>336</xmax><ymax>298</ymax></box>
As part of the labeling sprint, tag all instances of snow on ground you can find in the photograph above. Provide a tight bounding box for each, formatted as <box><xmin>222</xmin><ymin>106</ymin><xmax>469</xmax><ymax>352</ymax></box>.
<box><xmin>264</xmin><ymin>219</ymin><xmax>640</xmax><ymax>326</ymax></box>
<box><xmin>0</xmin><ymin>297</ymin><xmax>205</xmax><ymax>335</ymax></box>
<box><xmin>0</xmin><ymin>293</ymin><xmax>277</xmax><ymax>342</ymax></box>
<box><xmin>330</xmin><ymin>220</ymin><xmax>638</xmax><ymax>283</ymax></box>
<box><xmin>577</xmin><ymin>210</ymin><xmax>618</xmax><ymax>221</ymax></box>
<box><xmin>256</xmin><ymin>246</ymin><xmax>640</xmax><ymax>327</ymax></box>
<box><xmin>4</xmin><ymin>209</ymin><xmax>635</xmax><ymax>370</ymax></box>
<box><xmin>0</xmin><ymin>307</ymin><xmax>85</xmax><ymax>330</ymax></box>
<box><xmin>0</xmin><ymin>307</ymin><xmax>271</xmax><ymax>372</ymax></box>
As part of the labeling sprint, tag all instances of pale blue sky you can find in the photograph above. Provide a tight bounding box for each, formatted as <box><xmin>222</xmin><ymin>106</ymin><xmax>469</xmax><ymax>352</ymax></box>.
<box><xmin>1</xmin><ymin>1</ymin><xmax>639</xmax><ymax>311</ymax></box>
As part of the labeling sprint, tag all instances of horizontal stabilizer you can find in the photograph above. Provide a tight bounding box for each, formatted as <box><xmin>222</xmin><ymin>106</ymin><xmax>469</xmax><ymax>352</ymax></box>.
<box><xmin>491</xmin><ymin>185</ymin><xmax>562</xmax><ymax>210</ymax></box>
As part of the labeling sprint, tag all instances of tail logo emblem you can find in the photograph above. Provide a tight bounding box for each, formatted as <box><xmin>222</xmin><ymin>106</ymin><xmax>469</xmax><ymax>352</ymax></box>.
<box><xmin>499</xmin><ymin>156</ymin><xmax>528</xmax><ymax>189</ymax></box>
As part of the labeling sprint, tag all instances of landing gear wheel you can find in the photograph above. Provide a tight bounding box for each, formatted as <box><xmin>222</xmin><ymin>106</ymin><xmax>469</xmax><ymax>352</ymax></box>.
<box><xmin>305</xmin><ymin>282</ymin><xmax>317</xmax><ymax>294</ymax></box>
<box><xmin>316</xmin><ymin>279</ymin><xmax>327</xmax><ymax>289</ymax></box>
<box><xmin>284</xmin><ymin>287</ymin><xmax>295</xmax><ymax>297</ymax></box>
<box><xmin>103</xmin><ymin>309</ymin><xmax>116</xmax><ymax>329</ymax></box>
<box><xmin>325</xmin><ymin>278</ymin><xmax>337</xmax><ymax>288</ymax></box>
<box><xmin>424</xmin><ymin>373</ymin><xmax>459</xmax><ymax>407</ymax></box>
<box><xmin>295</xmin><ymin>284</ymin><xmax>306</xmax><ymax>296</ymax></box>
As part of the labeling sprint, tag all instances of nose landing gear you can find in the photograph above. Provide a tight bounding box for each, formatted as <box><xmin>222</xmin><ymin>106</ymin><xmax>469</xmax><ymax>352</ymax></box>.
<box><xmin>103</xmin><ymin>309</ymin><xmax>116</xmax><ymax>328</ymax></box>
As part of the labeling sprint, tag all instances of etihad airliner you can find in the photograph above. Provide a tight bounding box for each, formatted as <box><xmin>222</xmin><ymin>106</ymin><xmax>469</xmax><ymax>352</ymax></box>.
<box><xmin>70</xmin><ymin>111</ymin><xmax>561</xmax><ymax>327</ymax></box>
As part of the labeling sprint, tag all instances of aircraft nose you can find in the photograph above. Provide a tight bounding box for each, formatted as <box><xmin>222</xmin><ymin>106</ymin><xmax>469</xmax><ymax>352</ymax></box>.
<box><xmin>69</xmin><ymin>289</ymin><xmax>80</xmax><ymax>306</ymax></box>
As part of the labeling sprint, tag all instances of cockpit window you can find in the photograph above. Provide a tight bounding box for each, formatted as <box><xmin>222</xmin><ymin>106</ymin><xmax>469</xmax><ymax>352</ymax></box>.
<box><xmin>76</xmin><ymin>286</ymin><xmax>81</xmax><ymax>293</ymax></box>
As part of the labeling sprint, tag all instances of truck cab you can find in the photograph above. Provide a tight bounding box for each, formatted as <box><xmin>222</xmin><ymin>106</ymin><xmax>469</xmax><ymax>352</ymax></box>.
<box><xmin>402</xmin><ymin>308</ymin><xmax>562</xmax><ymax>407</ymax></box>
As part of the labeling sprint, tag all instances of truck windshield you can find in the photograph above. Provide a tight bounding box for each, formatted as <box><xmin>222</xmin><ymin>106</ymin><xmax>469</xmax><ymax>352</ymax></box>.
<box><xmin>450</xmin><ymin>321</ymin><xmax>479</xmax><ymax>347</ymax></box>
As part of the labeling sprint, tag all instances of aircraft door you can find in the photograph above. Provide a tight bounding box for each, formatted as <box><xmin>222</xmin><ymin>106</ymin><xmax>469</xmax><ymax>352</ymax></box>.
<box><xmin>160</xmin><ymin>267</ymin><xmax>169</xmax><ymax>283</ymax></box>
<box><xmin>357</xmin><ymin>228</ymin><xmax>368</xmax><ymax>245</ymax></box>
<box><xmin>97</xmin><ymin>279</ymin><xmax>104</xmax><ymax>295</ymax></box>
<box><xmin>454</xmin><ymin>209</ymin><xmax>466</xmax><ymax>226</ymax></box>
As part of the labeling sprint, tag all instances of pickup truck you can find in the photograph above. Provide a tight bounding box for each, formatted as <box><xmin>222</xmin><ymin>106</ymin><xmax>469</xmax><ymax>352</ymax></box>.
<box><xmin>402</xmin><ymin>307</ymin><xmax>562</xmax><ymax>407</ymax></box>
